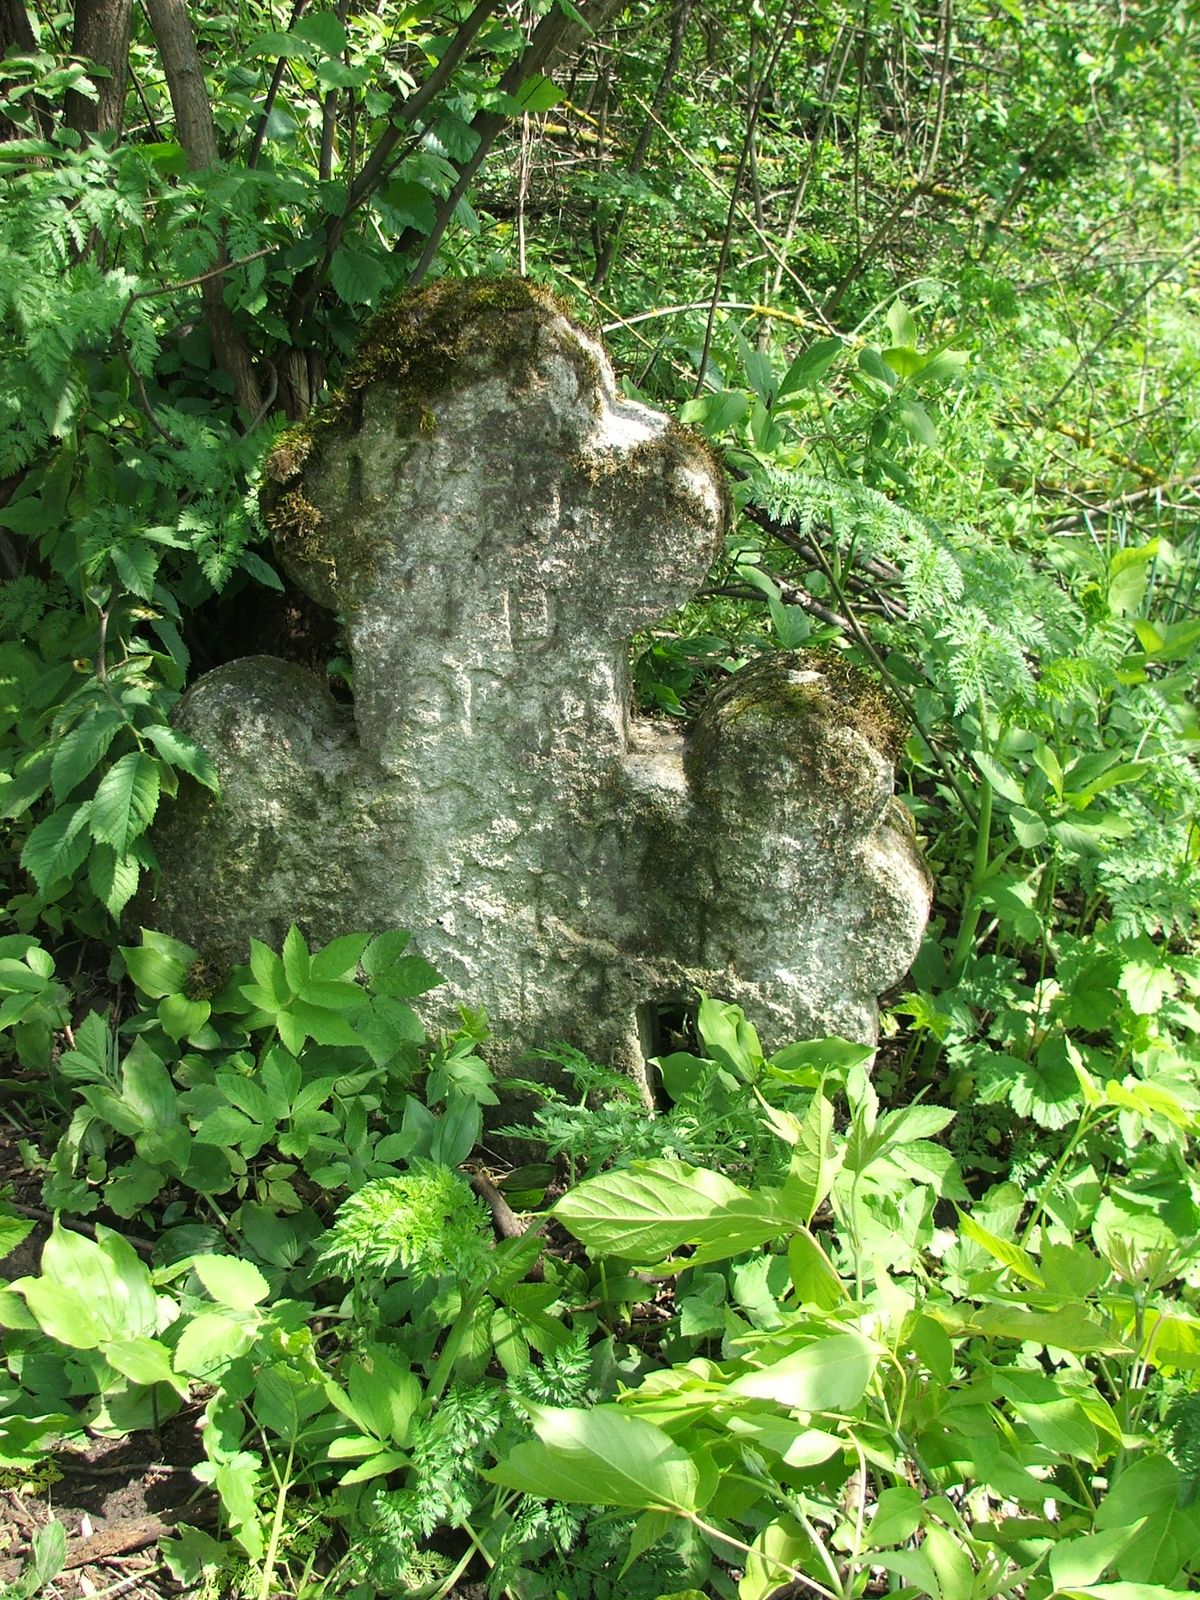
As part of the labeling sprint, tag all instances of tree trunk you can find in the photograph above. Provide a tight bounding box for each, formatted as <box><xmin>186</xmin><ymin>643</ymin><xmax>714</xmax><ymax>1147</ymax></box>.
<box><xmin>1</xmin><ymin>0</ymin><xmax>51</xmax><ymax>138</ymax></box>
<box><xmin>66</xmin><ymin>0</ymin><xmax>134</xmax><ymax>141</ymax></box>
<box><xmin>142</xmin><ymin>0</ymin><xmax>264</xmax><ymax>419</ymax></box>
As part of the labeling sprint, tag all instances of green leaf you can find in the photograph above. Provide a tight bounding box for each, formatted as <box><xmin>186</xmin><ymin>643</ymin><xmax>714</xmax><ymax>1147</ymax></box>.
<box><xmin>1050</xmin><ymin>1521</ymin><xmax>1146</xmax><ymax>1588</ymax></box>
<box><xmin>781</xmin><ymin>1092</ymin><xmax>840</xmax><ymax>1226</ymax></box>
<box><xmin>886</xmin><ymin>300</ymin><xmax>919</xmax><ymax>349</ymax></box>
<box><xmin>158</xmin><ymin>992</ymin><xmax>210</xmax><ymax>1042</ymax></box>
<box><xmin>121</xmin><ymin>929</ymin><xmax>196</xmax><ymax>999</ymax></box>
<box><xmin>728</xmin><ymin>1331</ymin><xmax>876</xmax><ymax>1413</ymax></box>
<box><xmin>487</xmin><ymin>1404</ymin><xmax>702</xmax><ymax>1512</ymax></box>
<box><xmin>0</xmin><ymin>1215</ymin><xmax>34</xmax><ymax>1262</ymax></box>
<box><xmin>16</xmin><ymin>1223</ymin><xmax>157</xmax><ymax>1347</ymax></box>
<box><xmin>122</xmin><ymin>1044</ymin><xmax>180</xmax><ymax>1130</ymax></box>
<box><xmin>111</xmin><ymin>541</ymin><xmax>159</xmax><ymax>599</ymax></box>
<box><xmin>777</xmin><ymin>337</ymin><xmax>843</xmax><ymax>398</ymax></box>
<box><xmin>554</xmin><ymin>1160</ymin><xmax>760</xmax><ymax>1263</ymax></box>
<box><xmin>142</xmin><ymin>724</ymin><xmax>219</xmax><ymax>791</ymax></box>
<box><xmin>88</xmin><ymin>843</ymin><xmax>140</xmax><ymax>918</ymax></box>
<box><xmin>310</xmin><ymin>933</ymin><xmax>370</xmax><ymax>981</ymax></box>
<box><xmin>104</xmin><ymin>1335</ymin><xmax>188</xmax><ymax>1395</ymax></box>
<box><xmin>293</xmin><ymin>10</ymin><xmax>346</xmax><ymax>53</ymax></box>
<box><xmin>173</xmin><ymin>1311</ymin><xmax>257</xmax><ymax>1378</ymax></box>
<box><xmin>957</xmin><ymin>1209</ymin><xmax>1044</xmax><ymax>1284</ymax></box>
<box><xmin>282</xmin><ymin>924</ymin><xmax>310</xmax><ymax>992</ymax></box>
<box><xmin>20</xmin><ymin>803</ymin><xmax>93</xmax><ymax>891</ymax></box>
<box><xmin>1095</xmin><ymin>1457</ymin><xmax>1200</xmax><ymax>1583</ymax></box>
<box><xmin>51</xmin><ymin>706</ymin><xmax>127</xmax><ymax>801</ymax></box>
<box><xmin>90</xmin><ymin>752</ymin><xmax>160</xmax><ymax>855</ymax></box>
<box><xmin>254</xmin><ymin>1360</ymin><xmax>328</xmax><ymax>1441</ymax></box>
<box><xmin>330</xmin><ymin>239</ymin><xmax>391</xmax><ymax>305</ymax></box>
<box><xmin>193</xmin><ymin>1255</ymin><xmax>270</xmax><ymax>1313</ymax></box>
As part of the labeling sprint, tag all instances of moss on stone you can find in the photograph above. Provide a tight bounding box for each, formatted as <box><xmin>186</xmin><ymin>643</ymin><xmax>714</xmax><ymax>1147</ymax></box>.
<box><xmin>686</xmin><ymin>648</ymin><xmax>906</xmax><ymax>792</ymax></box>
<box><xmin>259</xmin><ymin>276</ymin><xmax>612</xmax><ymax>609</ymax></box>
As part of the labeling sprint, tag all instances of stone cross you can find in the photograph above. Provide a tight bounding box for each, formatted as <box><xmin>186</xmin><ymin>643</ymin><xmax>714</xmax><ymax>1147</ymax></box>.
<box><xmin>146</xmin><ymin>278</ymin><xmax>931</xmax><ymax>1091</ymax></box>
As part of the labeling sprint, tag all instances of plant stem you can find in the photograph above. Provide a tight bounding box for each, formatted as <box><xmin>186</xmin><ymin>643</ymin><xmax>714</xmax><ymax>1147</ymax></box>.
<box><xmin>258</xmin><ymin>1439</ymin><xmax>294</xmax><ymax>1600</ymax></box>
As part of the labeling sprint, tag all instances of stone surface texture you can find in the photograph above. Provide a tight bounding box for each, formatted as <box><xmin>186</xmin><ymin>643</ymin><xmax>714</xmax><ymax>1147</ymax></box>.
<box><xmin>145</xmin><ymin>277</ymin><xmax>932</xmax><ymax>1088</ymax></box>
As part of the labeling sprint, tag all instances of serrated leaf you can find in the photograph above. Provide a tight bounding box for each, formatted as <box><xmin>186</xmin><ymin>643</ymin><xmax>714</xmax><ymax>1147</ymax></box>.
<box><xmin>111</xmin><ymin>541</ymin><xmax>159</xmax><ymax>599</ymax></box>
<box><xmin>293</xmin><ymin>11</ymin><xmax>347</xmax><ymax>54</ymax></box>
<box><xmin>142</xmin><ymin>724</ymin><xmax>219</xmax><ymax>790</ymax></box>
<box><xmin>330</xmin><ymin>240</ymin><xmax>391</xmax><ymax>305</ymax></box>
<box><xmin>90</xmin><ymin>752</ymin><xmax>160</xmax><ymax>854</ymax></box>
<box><xmin>282</xmin><ymin>924</ymin><xmax>310</xmax><ymax>991</ymax></box>
<box><xmin>21</xmin><ymin>803</ymin><xmax>93</xmax><ymax>890</ymax></box>
<box><xmin>193</xmin><ymin>1255</ymin><xmax>270</xmax><ymax>1313</ymax></box>
<box><xmin>51</xmin><ymin>706</ymin><xmax>127</xmax><ymax>801</ymax></box>
<box><xmin>89</xmin><ymin>843</ymin><xmax>140</xmax><ymax>918</ymax></box>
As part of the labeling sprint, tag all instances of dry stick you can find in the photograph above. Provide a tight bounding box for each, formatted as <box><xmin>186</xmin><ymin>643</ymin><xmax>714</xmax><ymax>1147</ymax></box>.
<box><xmin>1044</xmin><ymin>470</ymin><xmax>1200</xmax><ymax>535</ymax></box>
<box><xmin>1041</xmin><ymin>235</ymin><xmax>1200</xmax><ymax>416</ymax></box>
<box><xmin>408</xmin><ymin>0</ymin><xmax>626</xmax><ymax>288</ymax></box>
<box><xmin>11</xmin><ymin>1202</ymin><xmax>155</xmax><ymax>1257</ymax></box>
<box><xmin>766</xmin><ymin>20</ymin><xmax>854</xmax><ymax>306</ymax></box>
<box><xmin>692</xmin><ymin>0</ymin><xmax>801</xmax><ymax>397</ymax></box>
<box><xmin>247</xmin><ymin>0</ymin><xmax>309</xmax><ymax>171</ymax></box>
<box><xmin>628</xmin><ymin>94</ymin><xmax>830</xmax><ymax>323</ymax></box>
<box><xmin>592</xmin><ymin>0</ymin><xmax>693</xmax><ymax>290</ymax></box>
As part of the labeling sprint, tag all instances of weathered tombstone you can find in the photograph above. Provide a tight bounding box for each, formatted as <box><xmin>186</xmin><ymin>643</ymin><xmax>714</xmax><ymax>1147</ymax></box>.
<box><xmin>145</xmin><ymin>278</ymin><xmax>931</xmax><ymax>1093</ymax></box>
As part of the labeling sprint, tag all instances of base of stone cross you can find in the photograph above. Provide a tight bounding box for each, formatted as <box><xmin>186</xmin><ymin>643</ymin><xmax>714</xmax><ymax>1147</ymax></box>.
<box><xmin>140</xmin><ymin>277</ymin><xmax>932</xmax><ymax>1094</ymax></box>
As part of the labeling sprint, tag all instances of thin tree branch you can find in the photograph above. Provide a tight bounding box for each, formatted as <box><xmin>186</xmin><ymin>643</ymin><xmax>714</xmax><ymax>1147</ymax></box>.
<box><xmin>247</xmin><ymin>0</ymin><xmax>309</xmax><ymax>171</ymax></box>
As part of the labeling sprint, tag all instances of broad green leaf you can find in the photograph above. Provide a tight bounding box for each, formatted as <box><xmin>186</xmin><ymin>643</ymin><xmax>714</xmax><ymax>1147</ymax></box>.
<box><xmin>173</xmin><ymin>1311</ymin><xmax>257</xmax><ymax>1378</ymax></box>
<box><xmin>121</xmin><ymin>928</ymin><xmax>196</xmax><ymax>998</ymax></box>
<box><xmin>886</xmin><ymin>300</ymin><xmax>919</xmax><ymax>348</ymax></box>
<box><xmin>0</xmin><ymin>1215</ymin><xmax>34</xmax><ymax>1261</ymax></box>
<box><xmin>193</xmin><ymin>1255</ymin><xmax>270</xmax><ymax>1312</ymax></box>
<box><xmin>90</xmin><ymin>752</ymin><xmax>160</xmax><ymax>854</ymax></box>
<box><xmin>777</xmin><ymin>337</ymin><xmax>843</xmax><ymax>398</ymax></box>
<box><xmin>487</xmin><ymin>1404</ymin><xmax>702</xmax><ymax>1512</ymax></box>
<box><xmin>17</xmin><ymin>1224</ymin><xmax>157</xmax><ymax>1346</ymax></box>
<box><xmin>729</xmin><ymin>1332</ymin><xmax>876</xmax><ymax>1413</ymax></box>
<box><xmin>956</xmin><ymin>1209</ymin><xmax>1044</xmax><ymax>1285</ymax></box>
<box><xmin>309</xmin><ymin>933</ymin><xmax>370</xmax><ymax>981</ymax></box>
<box><xmin>897</xmin><ymin>397</ymin><xmax>937</xmax><ymax>446</ymax></box>
<box><xmin>787</xmin><ymin>1230</ymin><xmax>846</xmax><ymax>1308</ymax></box>
<box><xmin>158</xmin><ymin>992</ymin><xmax>210</xmax><ymax>1042</ymax></box>
<box><xmin>142</xmin><ymin>724</ymin><xmax>219</xmax><ymax>791</ymax></box>
<box><xmin>969</xmin><ymin>1304</ymin><xmax>1128</xmax><ymax>1355</ymax></box>
<box><xmin>21</xmin><ymin>802</ymin><xmax>93</xmax><ymax>890</ymax></box>
<box><xmin>51</xmin><ymin>706</ymin><xmax>126</xmax><ymax>801</ymax></box>
<box><xmin>869</xmin><ymin>1484</ymin><xmax>922</xmax><ymax>1546</ymax></box>
<box><xmin>282</xmin><ymin>924</ymin><xmax>310</xmax><ymax>991</ymax></box>
<box><xmin>782</xmin><ymin>1092</ymin><xmax>839</xmax><ymax>1226</ymax></box>
<box><xmin>293</xmin><ymin>10</ymin><xmax>346</xmax><ymax>53</ymax></box>
<box><xmin>1095</xmin><ymin>1457</ymin><xmax>1200</xmax><ymax>1583</ymax></box>
<box><xmin>554</xmin><ymin>1161</ymin><xmax>757</xmax><ymax>1263</ymax></box>
<box><xmin>88</xmin><ymin>843</ymin><xmax>140</xmax><ymax>918</ymax></box>
<box><xmin>254</xmin><ymin>1360</ymin><xmax>327</xmax><ymax>1442</ymax></box>
<box><xmin>1050</xmin><ymin>1522</ymin><xmax>1147</xmax><ymax>1589</ymax></box>
<box><xmin>330</xmin><ymin>239</ymin><xmax>391</xmax><ymax>305</ymax></box>
<box><xmin>104</xmin><ymin>1335</ymin><xmax>188</xmax><ymax>1395</ymax></box>
<box><xmin>924</xmin><ymin>1523</ymin><xmax>975</xmax><ymax>1600</ymax></box>
<box><xmin>337</xmin><ymin>1449</ymin><xmax>410</xmax><ymax>1485</ymax></box>
<box><xmin>122</xmin><ymin>1042</ymin><xmax>180</xmax><ymax>1129</ymax></box>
